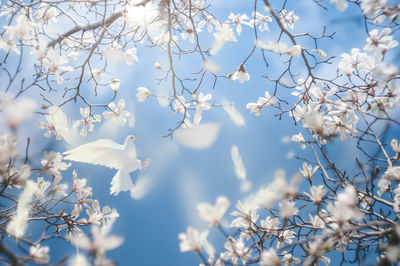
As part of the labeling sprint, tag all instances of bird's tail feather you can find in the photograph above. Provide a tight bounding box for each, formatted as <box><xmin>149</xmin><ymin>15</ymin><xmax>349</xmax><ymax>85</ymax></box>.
<box><xmin>110</xmin><ymin>169</ymin><xmax>134</xmax><ymax>196</ymax></box>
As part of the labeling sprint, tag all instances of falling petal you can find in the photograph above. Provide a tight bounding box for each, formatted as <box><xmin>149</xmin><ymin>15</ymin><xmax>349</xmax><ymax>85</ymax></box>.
<box><xmin>231</xmin><ymin>145</ymin><xmax>247</xmax><ymax>180</ymax></box>
<box><xmin>175</xmin><ymin>123</ymin><xmax>220</xmax><ymax>149</ymax></box>
<box><xmin>222</xmin><ymin>99</ymin><xmax>245</xmax><ymax>126</ymax></box>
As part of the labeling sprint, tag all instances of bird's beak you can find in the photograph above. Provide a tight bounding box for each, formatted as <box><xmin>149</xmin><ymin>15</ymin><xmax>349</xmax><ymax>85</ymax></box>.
<box><xmin>133</xmin><ymin>136</ymin><xmax>139</xmax><ymax>140</ymax></box>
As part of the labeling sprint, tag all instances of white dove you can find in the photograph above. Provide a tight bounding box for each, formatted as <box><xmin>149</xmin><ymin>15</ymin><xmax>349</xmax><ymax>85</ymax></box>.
<box><xmin>63</xmin><ymin>135</ymin><xmax>150</xmax><ymax>196</ymax></box>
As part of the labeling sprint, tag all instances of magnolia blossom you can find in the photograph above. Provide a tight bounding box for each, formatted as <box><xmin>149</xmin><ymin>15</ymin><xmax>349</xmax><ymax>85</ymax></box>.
<box><xmin>291</xmin><ymin>133</ymin><xmax>306</xmax><ymax>150</ymax></box>
<box><xmin>198</xmin><ymin>15</ymin><xmax>221</xmax><ymax>33</ymax></box>
<box><xmin>230</xmin><ymin>200</ymin><xmax>259</xmax><ymax>229</ymax></box>
<box><xmin>364</xmin><ymin>28</ymin><xmax>398</xmax><ymax>55</ymax></box>
<box><xmin>286</xmin><ymin>44</ymin><xmax>302</xmax><ymax>57</ymax></box>
<box><xmin>34</xmin><ymin>177</ymin><xmax>51</xmax><ymax>198</ymax></box>
<box><xmin>69</xmin><ymin>226</ymin><xmax>123</xmax><ymax>254</ymax></box>
<box><xmin>223</xmin><ymin>236</ymin><xmax>252</xmax><ymax>265</ymax></box>
<box><xmin>0</xmin><ymin>133</ymin><xmax>17</xmax><ymax>161</ymax></box>
<box><xmin>102</xmin><ymin>100</ymin><xmax>131</xmax><ymax>126</ymax></box>
<box><xmin>41</xmin><ymin>151</ymin><xmax>70</xmax><ymax>178</ymax></box>
<box><xmin>173</xmin><ymin>95</ymin><xmax>190</xmax><ymax>115</ymax></box>
<box><xmin>193</xmin><ymin>93</ymin><xmax>213</xmax><ymax>126</ymax></box>
<box><xmin>277</xmin><ymin>230</ymin><xmax>296</xmax><ymax>249</ymax></box>
<box><xmin>252</xmin><ymin>187</ymin><xmax>278</xmax><ymax>210</ymax></box>
<box><xmin>305</xmin><ymin>185</ymin><xmax>327</xmax><ymax>204</ymax></box>
<box><xmin>300</xmin><ymin>162</ymin><xmax>319</xmax><ymax>181</ymax></box>
<box><xmin>1</xmin><ymin>95</ymin><xmax>36</xmax><ymax>129</ymax></box>
<box><xmin>280</xmin><ymin>9</ymin><xmax>299</xmax><ymax>29</ymax></box>
<box><xmin>279</xmin><ymin>200</ymin><xmax>298</xmax><ymax>220</ymax></box>
<box><xmin>109</xmin><ymin>78</ymin><xmax>121</xmax><ymax>93</ymax></box>
<box><xmin>260</xmin><ymin>216</ymin><xmax>280</xmax><ymax>234</ymax></box>
<box><xmin>361</xmin><ymin>0</ymin><xmax>387</xmax><ymax>17</ymax></box>
<box><xmin>260</xmin><ymin>248</ymin><xmax>280</xmax><ymax>266</ymax></box>
<box><xmin>73</xmin><ymin>107</ymin><xmax>101</xmax><ymax>136</ymax></box>
<box><xmin>231</xmin><ymin>64</ymin><xmax>250</xmax><ymax>83</ymax></box>
<box><xmin>339</xmin><ymin>47</ymin><xmax>376</xmax><ymax>76</ymax></box>
<box><xmin>391</xmin><ymin>139</ymin><xmax>400</xmax><ymax>154</ymax></box>
<box><xmin>250</xmin><ymin>11</ymin><xmax>272</xmax><ymax>32</ymax></box>
<box><xmin>228</xmin><ymin>13</ymin><xmax>252</xmax><ymax>35</ymax></box>
<box><xmin>43</xmin><ymin>49</ymin><xmax>74</xmax><ymax>84</ymax></box>
<box><xmin>178</xmin><ymin>227</ymin><xmax>209</xmax><ymax>253</ymax></box>
<box><xmin>136</xmin><ymin>87</ymin><xmax>152</xmax><ymax>102</ymax></box>
<box><xmin>246</xmin><ymin>91</ymin><xmax>275</xmax><ymax>116</ymax></box>
<box><xmin>309</xmin><ymin>214</ymin><xmax>325</xmax><ymax>229</ymax></box>
<box><xmin>29</xmin><ymin>244</ymin><xmax>50</xmax><ymax>264</ymax></box>
<box><xmin>197</xmin><ymin>196</ymin><xmax>230</xmax><ymax>226</ymax></box>
<box><xmin>85</xmin><ymin>200</ymin><xmax>117</xmax><ymax>225</ymax></box>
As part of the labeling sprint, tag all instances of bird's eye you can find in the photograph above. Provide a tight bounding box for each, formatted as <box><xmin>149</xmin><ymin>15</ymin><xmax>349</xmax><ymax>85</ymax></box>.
<box><xmin>130</xmin><ymin>136</ymin><xmax>134</xmax><ymax>140</ymax></box>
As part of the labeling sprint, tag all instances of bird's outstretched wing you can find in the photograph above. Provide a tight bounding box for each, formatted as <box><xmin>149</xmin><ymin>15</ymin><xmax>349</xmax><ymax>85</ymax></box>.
<box><xmin>63</xmin><ymin>139</ymin><xmax>125</xmax><ymax>169</ymax></box>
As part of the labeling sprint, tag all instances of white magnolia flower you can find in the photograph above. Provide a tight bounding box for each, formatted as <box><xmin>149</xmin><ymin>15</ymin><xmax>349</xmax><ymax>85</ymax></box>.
<box><xmin>260</xmin><ymin>248</ymin><xmax>280</xmax><ymax>266</ymax></box>
<box><xmin>231</xmin><ymin>64</ymin><xmax>250</xmax><ymax>83</ymax></box>
<box><xmin>250</xmin><ymin>11</ymin><xmax>272</xmax><ymax>32</ymax></box>
<box><xmin>277</xmin><ymin>230</ymin><xmax>296</xmax><ymax>249</ymax></box>
<box><xmin>102</xmin><ymin>100</ymin><xmax>131</xmax><ymax>126</ymax></box>
<box><xmin>309</xmin><ymin>214</ymin><xmax>325</xmax><ymax>229</ymax></box>
<box><xmin>286</xmin><ymin>44</ymin><xmax>302</xmax><ymax>57</ymax></box>
<box><xmin>69</xmin><ymin>226</ymin><xmax>123</xmax><ymax>254</ymax></box>
<box><xmin>300</xmin><ymin>162</ymin><xmax>319</xmax><ymax>181</ymax></box>
<box><xmin>230</xmin><ymin>200</ymin><xmax>259</xmax><ymax>229</ymax></box>
<box><xmin>34</xmin><ymin>177</ymin><xmax>51</xmax><ymax>198</ymax></box>
<box><xmin>109</xmin><ymin>78</ymin><xmax>121</xmax><ymax>93</ymax></box>
<box><xmin>136</xmin><ymin>87</ymin><xmax>152</xmax><ymax>102</ymax></box>
<box><xmin>279</xmin><ymin>200</ymin><xmax>298</xmax><ymax>219</ymax></box>
<box><xmin>364</xmin><ymin>28</ymin><xmax>398</xmax><ymax>55</ymax></box>
<box><xmin>246</xmin><ymin>91</ymin><xmax>275</xmax><ymax>116</ymax></box>
<box><xmin>43</xmin><ymin>48</ymin><xmax>74</xmax><ymax>84</ymax></box>
<box><xmin>291</xmin><ymin>132</ymin><xmax>306</xmax><ymax>150</ymax></box>
<box><xmin>72</xmin><ymin>107</ymin><xmax>101</xmax><ymax>136</ymax></box>
<box><xmin>1</xmin><ymin>95</ymin><xmax>36</xmax><ymax>129</ymax></box>
<box><xmin>92</xmin><ymin>69</ymin><xmax>103</xmax><ymax>81</ymax></box>
<box><xmin>223</xmin><ymin>235</ymin><xmax>252</xmax><ymax>265</ymax></box>
<box><xmin>0</xmin><ymin>133</ymin><xmax>17</xmax><ymax>161</ymax></box>
<box><xmin>178</xmin><ymin>227</ymin><xmax>209</xmax><ymax>253</ymax></box>
<box><xmin>280</xmin><ymin>9</ymin><xmax>299</xmax><ymax>29</ymax></box>
<box><xmin>228</xmin><ymin>13</ymin><xmax>252</xmax><ymax>35</ymax></box>
<box><xmin>305</xmin><ymin>185</ymin><xmax>327</xmax><ymax>204</ymax></box>
<box><xmin>361</xmin><ymin>0</ymin><xmax>387</xmax><ymax>17</ymax></box>
<box><xmin>391</xmin><ymin>139</ymin><xmax>400</xmax><ymax>154</ymax></box>
<box><xmin>173</xmin><ymin>95</ymin><xmax>190</xmax><ymax>115</ymax></box>
<box><xmin>41</xmin><ymin>151</ymin><xmax>70</xmax><ymax>178</ymax></box>
<box><xmin>37</xmin><ymin>106</ymin><xmax>69</xmax><ymax>141</ymax></box>
<box><xmin>198</xmin><ymin>15</ymin><xmax>221</xmax><ymax>33</ymax></box>
<box><xmin>197</xmin><ymin>196</ymin><xmax>230</xmax><ymax>226</ymax></box>
<box><xmin>260</xmin><ymin>216</ymin><xmax>280</xmax><ymax>234</ymax></box>
<box><xmin>29</xmin><ymin>244</ymin><xmax>50</xmax><ymax>264</ymax></box>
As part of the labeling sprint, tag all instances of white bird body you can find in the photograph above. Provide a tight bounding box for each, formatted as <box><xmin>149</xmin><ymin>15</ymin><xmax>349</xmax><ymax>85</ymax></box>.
<box><xmin>63</xmin><ymin>135</ymin><xmax>150</xmax><ymax>195</ymax></box>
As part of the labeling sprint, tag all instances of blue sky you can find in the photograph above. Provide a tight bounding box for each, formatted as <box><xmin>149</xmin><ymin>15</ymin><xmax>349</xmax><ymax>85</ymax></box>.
<box><xmin>3</xmin><ymin>0</ymin><xmax>399</xmax><ymax>265</ymax></box>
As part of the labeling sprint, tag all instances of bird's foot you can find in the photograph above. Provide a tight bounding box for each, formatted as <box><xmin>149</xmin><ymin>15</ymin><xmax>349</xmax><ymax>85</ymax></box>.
<box><xmin>142</xmin><ymin>158</ymin><xmax>151</xmax><ymax>169</ymax></box>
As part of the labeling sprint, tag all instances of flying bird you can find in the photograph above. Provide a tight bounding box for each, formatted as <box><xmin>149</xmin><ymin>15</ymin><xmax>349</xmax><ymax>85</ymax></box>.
<box><xmin>63</xmin><ymin>135</ymin><xmax>150</xmax><ymax>196</ymax></box>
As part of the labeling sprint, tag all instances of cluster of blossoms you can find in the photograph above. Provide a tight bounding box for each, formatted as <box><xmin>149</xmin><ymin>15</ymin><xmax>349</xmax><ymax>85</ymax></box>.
<box><xmin>0</xmin><ymin>0</ymin><xmax>399</xmax><ymax>265</ymax></box>
<box><xmin>1</xmin><ymin>127</ymin><xmax>122</xmax><ymax>264</ymax></box>
<box><xmin>178</xmin><ymin>0</ymin><xmax>400</xmax><ymax>265</ymax></box>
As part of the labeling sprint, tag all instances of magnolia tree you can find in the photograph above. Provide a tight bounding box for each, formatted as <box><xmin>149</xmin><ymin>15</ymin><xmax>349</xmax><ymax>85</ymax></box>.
<box><xmin>0</xmin><ymin>0</ymin><xmax>399</xmax><ymax>265</ymax></box>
